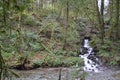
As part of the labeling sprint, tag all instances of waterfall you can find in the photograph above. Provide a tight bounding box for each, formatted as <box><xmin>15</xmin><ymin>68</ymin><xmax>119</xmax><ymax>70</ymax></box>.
<box><xmin>79</xmin><ymin>38</ymin><xmax>102</xmax><ymax>72</ymax></box>
<box><xmin>98</xmin><ymin>0</ymin><xmax>110</xmax><ymax>15</ymax></box>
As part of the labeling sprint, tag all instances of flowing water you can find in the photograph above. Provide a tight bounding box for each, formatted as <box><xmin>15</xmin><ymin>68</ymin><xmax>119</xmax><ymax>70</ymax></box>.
<box><xmin>79</xmin><ymin>0</ymin><xmax>110</xmax><ymax>73</ymax></box>
<box><xmin>79</xmin><ymin>38</ymin><xmax>102</xmax><ymax>72</ymax></box>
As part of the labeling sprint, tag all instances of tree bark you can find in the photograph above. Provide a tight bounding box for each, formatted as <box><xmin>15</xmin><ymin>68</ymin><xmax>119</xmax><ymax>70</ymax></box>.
<box><xmin>100</xmin><ymin>0</ymin><xmax>105</xmax><ymax>44</ymax></box>
<box><xmin>63</xmin><ymin>0</ymin><xmax>69</xmax><ymax>50</ymax></box>
<box><xmin>95</xmin><ymin>0</ymin><xmax>104</xmax><ymax>44</ymax></box>
<box><xmin>0</xmin><ymin>47</ymin><xmax>6</xmax><ymax>80</ymax></box>
<box><xmin>2</xmin><ymin>0</ymin><xmax>7</xmax><ymax>26</ymax></box>
<box><xmin>114</xmin><ymin>0</ymin><xmax>120</xmax><ymax>40</ymax></box>
<box><xmin>40</xmin><ymin>0</ymin><xmax>43</xmax><ymax>8</ymax></box>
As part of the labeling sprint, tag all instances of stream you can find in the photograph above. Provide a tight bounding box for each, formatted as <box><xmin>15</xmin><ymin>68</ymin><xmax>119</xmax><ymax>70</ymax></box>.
<box><xmin>12</xmin><ymin>36</ymin><xmax>120</xmax><ymax>80</ymax></box>
<box><xmin>79</xmin><ymin>0</ymin><xmax>110</xmax><ymax>73</ymax></box>
<box><xmin>11</xmin><ymin>0</ymin><xmax>120</xmax><ymax>80</ymax></box>
<box><xmin>12</xmin><ymin>67</ymin><xmax>120</xmax><ymax>80</ymax></box>
<box><xmin>79</xmin><ymin>37</ymin><xmax>103</xmax><ymax>72</ymax></box>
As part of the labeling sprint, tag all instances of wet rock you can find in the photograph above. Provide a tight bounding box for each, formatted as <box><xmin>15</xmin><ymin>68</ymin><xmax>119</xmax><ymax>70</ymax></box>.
<box><xmin>84</xmin><ymin>36</ymin><xmax>91</xmax><ymax>41</ymax></box>
<box><xmin>87</xmin><ymin>54</ymin><xmax>97</xmax><ymax>63</ymax></box>
<box><xmin>80</xmin><ymin>47</ymin><xmax>88</xmax><ymax>55</ymax></box>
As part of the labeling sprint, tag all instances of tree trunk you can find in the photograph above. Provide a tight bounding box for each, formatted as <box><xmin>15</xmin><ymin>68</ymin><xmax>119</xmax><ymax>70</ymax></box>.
<box><xmin>109</xmin><ymin>0</ymin><xmax>115</xmax><ymax>40</ymax></box>
<box><xmin>114</xmin><ymin>0</ymin><xmax>120</xmax><ymax>40</ymax></box>
<box><xmin>2</xmin><ymin>0</ymin><xmax>7</xmax><ymax>26</ymax></box>
<box><xmin>109</xmin><ymin>0</ymin><xmax>113</xmax><ymax>24</ymax></box>
<box><xmin>52</xmin><ymin>0</ymin><xmax>54</xmax><ymax>18</ymax></box>
<box><xmin>40</xmin><ymin>0</ymin><xmax>43</xmax><ymax>8</ymax></box>
<box><xmin>100</xmin><ymin>0</ymin><xmax>105</xmax><ymax>44</ymax></box>
<box><xmin>0</xmin><ymin>47</ymin><xmax>5</xmax><ymax>80</ymax></box>
<box><xmin>95</xmin><ymin>0</ymin><xmax>104</xmax><ymax>44</ymax></box>
<box><xmin>63</xmin><ymin>0</ymin><xmax>69</xmax><ymax>50</ymax></box>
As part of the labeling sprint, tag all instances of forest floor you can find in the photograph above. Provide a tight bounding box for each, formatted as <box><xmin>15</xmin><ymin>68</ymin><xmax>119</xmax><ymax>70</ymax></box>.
<box><xmin>12</xmin><ymin>67</ymin><xmax>120</xmax><ymax>80</ymax></box>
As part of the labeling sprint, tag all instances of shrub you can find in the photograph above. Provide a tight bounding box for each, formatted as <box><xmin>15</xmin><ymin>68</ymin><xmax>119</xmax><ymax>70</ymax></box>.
<box><xmin>33</xmin><ymin>54</ymin><xmax>83</xmax><ymax>68</ymax></box>
<box><xmin>91</xmin><ymin>37</ymin><xmax>120</xmax><ymax>66</ymax></box>
<box><xmin>22</xmin><ymin>14</ymin><xmax>41</xmax><ymax>26</ymax></box>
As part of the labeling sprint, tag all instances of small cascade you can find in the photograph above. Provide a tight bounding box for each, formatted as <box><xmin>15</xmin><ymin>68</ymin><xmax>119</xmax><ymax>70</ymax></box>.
<box><xmin>79</xmin><ymin>37</ymin><xmax>102</xmax><ymax>72</ymax></box>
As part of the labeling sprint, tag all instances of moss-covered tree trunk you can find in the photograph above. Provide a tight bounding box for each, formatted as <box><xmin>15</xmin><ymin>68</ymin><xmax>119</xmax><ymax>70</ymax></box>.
<box><xmin>2</xmin><ymin>0</ymin><xmax>7</xmax><ymax>26</ymax></box>
<box><xmin>0</xmin><ymin>47</ymin><xmax>6</xmax><ymax>80</ymax></box>
<box><xmin>109</xmin><ymin>0</ymin><xmax>120</xmax><ymax>40</ymax></box>
<box><xmin>100</xmin><ymin>0</ymin><xmax>105</xmax><ymax>44</ymax></box>
<box><xmin>63</xmin><ymin>0</ymin><xmax>69</xmax><ymax>50</ymax></box>
<box><xmin>95</xmin><ymin>0</ymin><xmax>105</xmax><ymax>44</ymax></box>
<box><xmin>40</xmin><ymin>0</ymin><xmax>43</xmax><ymax>8</ymax></box>
<box><xmin>114</xmin><ymin>0</ymin><xmax>120</xmax><ymax>40</ymax></box>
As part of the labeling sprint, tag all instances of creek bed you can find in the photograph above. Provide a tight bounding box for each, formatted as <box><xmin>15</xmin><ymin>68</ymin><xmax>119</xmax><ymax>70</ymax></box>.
<box><xmin>12</xmin><ymin>68</ymin><xmax>84</xmax><ymax>80</ymax></box>
<box><xmin>11</xmin><ymin>67</ymin><xmax>120</xmax><ymax>80</ymax></box>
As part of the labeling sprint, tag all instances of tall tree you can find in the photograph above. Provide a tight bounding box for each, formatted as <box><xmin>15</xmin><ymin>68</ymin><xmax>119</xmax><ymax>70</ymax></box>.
<box><xmin>109</xmin><ymin>0</ymin><xmax>120</xmax><ymax>40</ymax></box>
<box><xmin>95</xmin><ymin>0</ymin><xmax>105</xmax><ymax>44</ymax></box>
<box><xmin>39</xmin><ymin>0</ymin><xmax>43</xmax><ymax>8</ymax></box>
<box><xmin>114</xmin><ymin>0</ymin><xmax>120</xmax><ymax>40</ymax></box>
<box><xmin>100</xmin><ymin>0</ymin><xmax>105</xmax><ymax>43</ymax></box>
<box><xmin>63</xmin><ymin>0</ymin><xmax>69</xmax><ymax>50</ymax></box>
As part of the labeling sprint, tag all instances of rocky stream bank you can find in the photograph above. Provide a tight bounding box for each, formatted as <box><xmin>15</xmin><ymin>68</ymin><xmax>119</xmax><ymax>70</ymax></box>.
<box><xmin>12</xmin><ymin>67</ymin><xmax>120</xmax><ymax>80</ymax></box>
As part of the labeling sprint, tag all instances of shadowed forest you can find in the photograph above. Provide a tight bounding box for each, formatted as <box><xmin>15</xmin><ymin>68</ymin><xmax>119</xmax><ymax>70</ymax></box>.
<box><xmin>0</xmin><ymin>0</ymin><xmax>120</xmax><ymax>80</ymax></box>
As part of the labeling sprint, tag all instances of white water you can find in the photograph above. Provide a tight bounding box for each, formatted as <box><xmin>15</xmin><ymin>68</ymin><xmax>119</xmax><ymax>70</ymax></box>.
<box><xmin>98</xmin><ymin>0</ymin><xmax>109</xmax><ymax>15</ymax></box>
<box><xmin>80</xmin><ymin>39</ymin><xmax>101</xmax><ymax>72</ymax></box>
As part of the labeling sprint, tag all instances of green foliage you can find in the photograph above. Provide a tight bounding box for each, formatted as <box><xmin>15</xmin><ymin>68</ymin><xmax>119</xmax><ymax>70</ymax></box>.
<box><xmin>90</xmin><ymin>36</ymin><xmax>100</xmax><ymax>47</ymax></box>
<box><xmin>92</xmin><ymin>37</ymin><xmax>120</xmax><ymax>66</ymax></box>
<box><xmin>44</xmin><ymin>55</ymin><xmax>63</xmax><ymax>67</ymax></box>
<box><xmin>0</xmin><ymin>65</ymin><xmax>19</xmax><ymax>80</ymax></box>
<box><xmin>29</xmin><ymin>43</ymin><xmax>41</xmax><ymax>51</ymax></box>
<box><xmin>1</xmin><ymin>51</ymin><xmax>14</xmax><ymax>60</ymax></box>
<box><xmin>22</xmin><ymin>14</ymin><xmax>41</xmax><ymax>26</ymax></box>
<box><xmin>54</xmin><ymin>50</ymin><xmax>67</xmax><ymax>56</ymax></box>
<box><xmin>54</xmin><ymin>50</ymin><xmax>79</xmax><ymax>57</ymax></box>
<box><xmin>90</xmin><ymin>34</ymin><xmax>120</xmax><ymax>66</ymax></box>
<box><xmin>33</xmin><ymin>55</ymin><xmax>83</xmax><ymax>67</ymax></box>
<box><xmin>0</xmin><ymin>0</ymin><xmax>119</xmax><ymax>77</ymax></box>
<box><xmin>33</xmin><ymin>55</ymin><xmax>63</xmax><ymax>67</ymax></box>
<box><xmin>63</xmin><ymin>57</ymin><xmax>83</xmax><ymax>67</ymax></box>
<box><xmin>67</xmin><ymin>22</ymin><xmax>79</xmax><ymax>43</ymax></box>
<box><xmin>71</xmin><ymin>68</ymin><xmax>86</xmax><ymax>80</ymax></box>
<box><xmin>0</xmin><ymin>0</ymin><xmax>92</xmax><ymax>79</ymax></box>
<box><xmin>0</xmin><ymin>45</ymin><xmax>19</xmax><ymax>80</ymax></box>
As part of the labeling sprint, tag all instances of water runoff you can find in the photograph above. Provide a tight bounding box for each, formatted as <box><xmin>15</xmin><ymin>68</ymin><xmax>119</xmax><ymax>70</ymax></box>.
<box><xmin>79</xmin><ymin>37</ymin><xmax>103</xmax><ymax>72</ymax></box>
<box><xmin>79</xmin><ymin>0</ymin><xmax>109</xmax><ymax>73</ymax></box>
